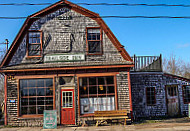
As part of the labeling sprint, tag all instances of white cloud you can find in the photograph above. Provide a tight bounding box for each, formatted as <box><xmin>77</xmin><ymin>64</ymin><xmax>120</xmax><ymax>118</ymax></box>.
<box><xmin>177</xmin><ymin>43</ymin><xmax>190</xmax><ymax>48</ymax></box>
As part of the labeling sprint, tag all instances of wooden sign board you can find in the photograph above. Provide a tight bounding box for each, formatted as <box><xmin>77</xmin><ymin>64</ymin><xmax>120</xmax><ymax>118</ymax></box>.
<box><xmin>44</xmin><ymin>54</ymin><xmax>85</xmax><ymax>63</ymax></box>
<box><xmin>43</xmin><ymin>110</ymin><xmax>57</xmax><ymax>129</ymax></box>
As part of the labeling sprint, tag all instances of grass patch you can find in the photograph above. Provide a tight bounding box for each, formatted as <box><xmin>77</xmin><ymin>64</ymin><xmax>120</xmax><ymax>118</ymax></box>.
<box><xmin>2</xmin><ymin>125</ymin><xmax>13</xmax><ymax>128</ymax></box>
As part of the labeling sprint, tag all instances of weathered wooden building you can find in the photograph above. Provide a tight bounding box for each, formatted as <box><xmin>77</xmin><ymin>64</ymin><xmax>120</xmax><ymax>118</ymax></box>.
<box><xmin>130</xmin><ymin>55</ymin><xmax>190</xmax><ymax>119</ymax></box>
<box><xmin>0</xmin><ymin>0</ymin><xmax>134</xmax><ymax>126</ymax></box>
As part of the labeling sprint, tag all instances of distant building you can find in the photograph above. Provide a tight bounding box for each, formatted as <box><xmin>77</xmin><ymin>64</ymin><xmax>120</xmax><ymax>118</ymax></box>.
<box><xmin>131</xmin><ymin>55</ymin><xmax>190</xmax><ymax>118</ymax></box>
<box><xmin>0</xmin><ymin>0</ymin><xmax>133</xmax><ymax>126</ymax></box>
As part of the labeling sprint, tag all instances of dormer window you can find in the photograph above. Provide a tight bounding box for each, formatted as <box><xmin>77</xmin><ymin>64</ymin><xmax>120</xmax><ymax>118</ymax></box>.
<box><xmin>86</xmin><ymin>27</ymin><xmax>102</xmax><ymax>55</ymax></box>
<box><xmin>27</xmin><ymin>31</ymin><xmax>42</xmax><ymax>57</ymax></box>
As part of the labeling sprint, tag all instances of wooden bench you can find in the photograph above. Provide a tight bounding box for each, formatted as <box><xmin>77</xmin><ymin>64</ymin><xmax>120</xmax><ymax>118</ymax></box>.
<box><xmin>94</xmin><ymin>110</ymin><xmax>130</xmax><ymax>126</ymax></box>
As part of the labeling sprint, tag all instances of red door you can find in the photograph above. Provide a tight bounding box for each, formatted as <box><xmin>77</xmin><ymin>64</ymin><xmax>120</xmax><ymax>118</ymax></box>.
<box><xmin>61</xmin><ymin>89</ymin><xmax>75</xmax><ymax>125</ymax></box>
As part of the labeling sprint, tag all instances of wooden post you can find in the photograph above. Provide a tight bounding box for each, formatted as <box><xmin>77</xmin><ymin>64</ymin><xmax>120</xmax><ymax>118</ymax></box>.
<box><xmin>134</xmin><ymin>54</ymin><xmax>136</xmax><ymax>71</ymax></box>
<box><xmin>5</xmin><ymin>39</ymin><xmax>9</xmax><ymax>53</ymax></box>
<box><xmin>160</xmin><ymin>54</ymin><xmax>163</xmax><ymax>71</ymax></box>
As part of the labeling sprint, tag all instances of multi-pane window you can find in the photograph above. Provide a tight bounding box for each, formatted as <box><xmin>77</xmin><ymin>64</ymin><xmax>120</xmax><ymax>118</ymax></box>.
<box><xmin>87</xmin><ymin>28</ymin><xmax>102</xmax><ymax>54</ymax></box>
<box><xmin>20</xmin><ymin>78</ymin><xmax>53</xmax><ymax>115</ymax></box>
<box><xmin>62</xmin><ymin>91</ymin><xmax>73</xmax><ymax>108</ymax></box>
<box><xmin>146</xmin><ymin>87</ymin><xmax>156</xmax><ymax>105</ymax></box>
<box><xmin>27</xmin><ymin>31</ymin><xmax>42</xmax><ymax>57</ymax></box>
<box><xmin>167</xmin><ymin>85</ymin><xmax>177</xmax><ymax>96</ymax></box>
<box><xmin>183</xmin><ymin>85</ymin><xmax>190</xmax><ymax>103</ymax></box>
<box><xmin>79</xmin><ymin>76</ymin><xmax>115</xmax><ymax>114</ymax></box>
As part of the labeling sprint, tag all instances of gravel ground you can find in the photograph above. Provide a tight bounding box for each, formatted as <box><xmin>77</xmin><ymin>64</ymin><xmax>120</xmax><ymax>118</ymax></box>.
<box><xmin>0</xmin><ymin>117</ymin><xmax>189</xmax><ymax>131</ymax></box>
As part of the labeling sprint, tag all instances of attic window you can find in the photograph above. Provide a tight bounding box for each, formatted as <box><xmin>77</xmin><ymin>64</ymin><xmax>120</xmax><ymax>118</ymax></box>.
<box><xmin>86</xmin><ymin>27</ymin><xmax>102</xmax><ymax>55</ymax></box>
<box><xmin>27</xmin><ymin>31</ymin><xmax>42</xmax><ymax>57</ymax></box>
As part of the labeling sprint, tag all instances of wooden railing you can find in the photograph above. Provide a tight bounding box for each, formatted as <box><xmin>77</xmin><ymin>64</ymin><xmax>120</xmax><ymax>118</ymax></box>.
<box><xmin>131</xmin><ymin>54</ymin><xmax>162</xmax><ymax>72</ymax></box>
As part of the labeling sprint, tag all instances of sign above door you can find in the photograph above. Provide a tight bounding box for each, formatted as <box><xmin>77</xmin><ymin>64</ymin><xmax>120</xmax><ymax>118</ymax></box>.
<box><xmin>44</xmin><ymin>54</ymin><xmax>85</xmax><ymax>63</ymax></box>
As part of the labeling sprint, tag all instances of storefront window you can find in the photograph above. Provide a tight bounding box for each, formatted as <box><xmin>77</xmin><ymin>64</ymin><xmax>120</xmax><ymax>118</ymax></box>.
<box><xmin>20</xmin><ymin>78</ymin><xmax>53</xmax><ymax>115</ymax></box>
<box><xmin>79</xmin><ymin>76</ymin><xmax>115</xmax><ymax>114</ymax></box>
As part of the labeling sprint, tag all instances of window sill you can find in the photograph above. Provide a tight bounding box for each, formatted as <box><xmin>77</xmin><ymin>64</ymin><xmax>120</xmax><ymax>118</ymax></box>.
<box><xmin>147</xmin><ymin>104</ymin><xmax>156</xmax><ymax>106</ymax></box>
<box><xmin>86</xmin><ymin>53</ymin><xmax>103</xmax><ymax>56</ymax></box>
<box><xmin>183</xmin><ymin>102</ymin><xmax>190</xmax><ymax>104</ymax></box>
<box><xmin>80</xmin><ymin>113</ymin><xmax>94</xmax><ymax>117</ymax></box>
<box><xmin>26</xmin><ymin>56</ymin><xmax>42</xmax><ymax>59</ymax></box>
<box><xmin>18</xmin><ymin>115</ymin><xmax>43</xmax><ymax>119</ymax></box>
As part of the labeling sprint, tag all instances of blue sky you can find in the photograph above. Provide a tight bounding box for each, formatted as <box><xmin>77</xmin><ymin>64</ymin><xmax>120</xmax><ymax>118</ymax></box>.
<box><xmin>0</xmin><ymin>0</ymin><xmax>190</xmax><ymax>63</ymax></box>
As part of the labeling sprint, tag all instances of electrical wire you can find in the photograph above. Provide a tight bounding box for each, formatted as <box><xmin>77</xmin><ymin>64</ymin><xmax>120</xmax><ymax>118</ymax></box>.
<box><xmin>0</xmin><ymin>3</ymin><xmax>52</xmax><ymax>6</ymax></box>
<box><xmin>1</xmin><ymin>3</ymin><xmax>190</xmax><ymax>8</ymax></box>
<box><xmin>2</xmin><ymin>16</ymin><xmax>190</xmax><ymax>19</ymax></box>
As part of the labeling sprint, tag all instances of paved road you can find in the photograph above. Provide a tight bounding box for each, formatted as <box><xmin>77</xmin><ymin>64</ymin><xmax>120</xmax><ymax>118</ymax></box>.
<box><xmin>0</xmin><ymin>123</ymin><xmax>190</xmax><ymax>131</ymax></box>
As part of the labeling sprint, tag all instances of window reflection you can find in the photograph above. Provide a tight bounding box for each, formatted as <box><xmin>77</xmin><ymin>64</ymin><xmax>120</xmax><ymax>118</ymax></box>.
<box><xmin>79</xmin><ymin>76</ymin><xmax>115</xmax><ymax>114</ymax></box>
<box><xmin>20</xmin><ymin>78</ymin><xmax>53</xmax><ymax>115</ymax></box>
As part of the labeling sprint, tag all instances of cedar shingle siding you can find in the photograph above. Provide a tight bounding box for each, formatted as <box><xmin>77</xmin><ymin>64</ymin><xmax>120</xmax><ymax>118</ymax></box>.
<box><xmin>2</xmin><ymin>2</ymin><xmax>133</xmax><ymax>126</ymax></box>
<box><xmin>131</xmin><ymin>72</ymin><xmax>190</xmax><ymax>118</ymax></box>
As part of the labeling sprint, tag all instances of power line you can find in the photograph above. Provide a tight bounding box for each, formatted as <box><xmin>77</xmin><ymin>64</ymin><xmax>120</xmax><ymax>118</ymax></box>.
<box><xmin>77</xmin><ymin>3</ymin><xmax>190</xmax><ymax>7</ymax></box>
<box><xmin>0</xmin><ymin>3</ymin><xmax>52</xmax><ymax>6</ymax></box>
<box><xmin>1</xmin><ymin>3</ymin><xmax>190</xmax><ymax>8</ymax></box>
<box><xmin>2</xmin><ymin>16</ymin><xmax>190</xmax><ymax>19</ymax></box>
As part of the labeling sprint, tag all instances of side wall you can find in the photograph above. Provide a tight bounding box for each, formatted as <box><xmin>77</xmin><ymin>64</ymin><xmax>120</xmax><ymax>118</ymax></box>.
<box><xmin>131</xmin><ymin>73</ymin><xmax>166</xmax><ymax>118</ymax></box>
<box><xmin>131</xmin><ymin>72</ymin><xmax>190</xmax><ymax>118</ymax></box>
<box><xmin>6</xmin><ymin>78</ymin><xmax>43</xmax><ymax>126</ymax></box>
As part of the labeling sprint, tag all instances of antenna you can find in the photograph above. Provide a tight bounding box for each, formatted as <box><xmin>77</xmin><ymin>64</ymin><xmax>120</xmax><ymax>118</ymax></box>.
<box><xmin>5</xmin><ymin>39</ymin><xmax>9</xmax><ymax>53</ymax></box>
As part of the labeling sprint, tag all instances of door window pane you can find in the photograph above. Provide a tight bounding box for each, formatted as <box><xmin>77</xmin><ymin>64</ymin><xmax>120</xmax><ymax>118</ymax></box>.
<box><xmin>62</xmin><ymin>91</ymin><xmax>73</xmax><ymax>108</ymax></box>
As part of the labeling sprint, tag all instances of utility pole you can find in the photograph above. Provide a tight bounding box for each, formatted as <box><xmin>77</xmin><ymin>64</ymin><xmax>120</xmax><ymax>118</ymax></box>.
<box><xmin>5</xmin><ymin>39</ymin><xmax>9</xmax><ymax>53</ymax></box>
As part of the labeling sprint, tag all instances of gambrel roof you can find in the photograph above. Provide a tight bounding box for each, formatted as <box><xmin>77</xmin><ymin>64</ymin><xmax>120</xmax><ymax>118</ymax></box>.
<box><xmin>0</xmin><ymin>0</ymin><xmax>133</xmax><ymax>68</ymax></box>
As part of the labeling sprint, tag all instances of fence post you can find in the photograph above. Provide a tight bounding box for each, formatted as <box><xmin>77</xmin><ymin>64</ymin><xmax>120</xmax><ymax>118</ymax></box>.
<box><xmin>160</xmin><ymin>54</ymin><xmax>162</xmax><ymax>71</ymax></box>
<box><xmin>134</xmin><ymin>54</ymin><xmax>136</xmax><ymax>71</ymax></box>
